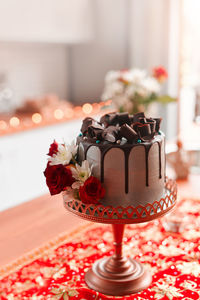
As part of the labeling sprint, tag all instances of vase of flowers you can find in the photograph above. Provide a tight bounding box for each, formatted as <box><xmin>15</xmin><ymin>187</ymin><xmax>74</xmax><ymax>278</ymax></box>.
<box><xmin>101</xmin><ymin>66</ymin><xmax>175</xmax><ymax>115</ymax></box>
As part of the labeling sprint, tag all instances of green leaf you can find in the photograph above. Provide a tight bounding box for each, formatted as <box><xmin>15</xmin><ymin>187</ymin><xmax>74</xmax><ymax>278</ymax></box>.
<box><xmin>52</xmin><ymin>294</ymin><xmax>64</xmax><ymax>300</ymax></box>
<box><xmin>63</xmin><ymin>292</ymin><xmax>69</xmax><ymax>300</ymax></box>
<box><xmin>119</xmin><ymin>106</ymin><xmax>125</xmax><ymax>113</ymax></box>
<box><xmin>156</xmin><ymin>95</ymin><xmax>176</xmax><ymax>104</ymax></box>
<box><xmin>51</xmin><ymin>288</ymin><xmax>62</xmax><ymax>294</ymax></box>
<box><xmin>68</xmin><ymin>290</ymin><xmax>79</xmax><ymax>297</ymax></box>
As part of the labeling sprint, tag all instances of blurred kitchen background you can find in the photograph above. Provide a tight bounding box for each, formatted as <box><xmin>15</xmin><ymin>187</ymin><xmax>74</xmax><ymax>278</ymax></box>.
<box><xmin>0</xmin><ymin>0</ymin><xmax>199</xmax><ymax>211</ymax></box>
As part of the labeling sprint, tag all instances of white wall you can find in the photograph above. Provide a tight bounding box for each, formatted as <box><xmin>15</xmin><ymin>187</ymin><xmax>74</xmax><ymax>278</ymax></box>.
<box><xmin>68</xmin><ymin>0</ymin><xmax>129</xmax><ymax>103</ymax></box>
<box><xmin>0</xmin><ymin>0</ymin><xmax>93</xmax><ymax>43</ymax></box>
<box><xmin>0</xmin><ymin>0</ymin><xmax>94</xmax><ymax>109</ymax></box>
<box><xmin>129</xmin><ymin>0</ymin><xmax>170</xmax><ymax>69</ymax></box>
<box><xmin>0</xmin><ymin>42</ymin><xmax>69</xmax><ymax>107</ymax></box>
<box><xmin>128</xmin><ymin>0</ymin><xmax>180</xmax><ymax>139</ymax></box>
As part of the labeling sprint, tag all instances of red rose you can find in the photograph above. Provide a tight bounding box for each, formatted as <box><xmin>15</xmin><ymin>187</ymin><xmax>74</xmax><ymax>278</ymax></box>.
<box><xmin>47</xmin><ymin>140</ymin><xmax>58</xmax><ymax>156</ymax></box>
<box><xmin>153</xmin><ymin>66</ymin><xmax>168</xmax><ymax>82</ymax></box>
<box><xmin>44</xmin><ymin>164</ymin><xmax>75</xmax><ymax>195</ymax></box>
<box><xmin>79</xmin><ymin>176</ymin><xmax>105</xmax><ymax>204</ymax></box>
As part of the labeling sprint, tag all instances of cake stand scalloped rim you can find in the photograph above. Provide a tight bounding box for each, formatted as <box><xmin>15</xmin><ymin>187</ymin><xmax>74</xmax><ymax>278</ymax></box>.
<box><xmin>63</xmin><ymin>177</ymin><xmax>177</xmax><ymax>224</ymax></box>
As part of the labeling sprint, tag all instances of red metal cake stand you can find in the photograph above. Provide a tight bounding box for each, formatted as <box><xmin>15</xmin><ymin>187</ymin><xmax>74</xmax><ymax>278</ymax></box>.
<box><xmin>63</xmin><ymin>177</ymin><xmax>177</xmax><ymax>296</ymax></box>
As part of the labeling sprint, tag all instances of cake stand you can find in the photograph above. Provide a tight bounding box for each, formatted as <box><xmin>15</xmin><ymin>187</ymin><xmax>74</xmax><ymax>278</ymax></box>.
<box><xmin>63</xmin><ymin>177</ymin><xmax>177</xmax><ymax>296</ymax></box>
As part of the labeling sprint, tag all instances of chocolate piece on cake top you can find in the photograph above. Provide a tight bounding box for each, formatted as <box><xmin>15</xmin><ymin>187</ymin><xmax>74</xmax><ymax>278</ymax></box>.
<box><xmin>80</xmin><ymin>112</ymin><xmax>162</xmax><ymax>144</ymax></box>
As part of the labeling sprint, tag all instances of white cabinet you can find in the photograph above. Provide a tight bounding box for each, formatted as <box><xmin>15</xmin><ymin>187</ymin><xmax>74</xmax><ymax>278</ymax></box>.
<box><xmin>0</xmin><ymin>120</ymin><xmax>81</xmax><ymax>211</ymax></box>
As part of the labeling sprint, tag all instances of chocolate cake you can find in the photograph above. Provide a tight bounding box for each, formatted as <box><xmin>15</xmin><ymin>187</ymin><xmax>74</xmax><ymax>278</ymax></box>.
<box><xmin>77</xmin><ymin>112</ymin><xmax>165</xmax><ymax>207</ymax></box>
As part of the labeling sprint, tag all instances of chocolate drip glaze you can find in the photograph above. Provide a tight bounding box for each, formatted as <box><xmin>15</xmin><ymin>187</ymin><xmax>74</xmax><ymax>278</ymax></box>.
<box><xmin>144</xmin><ymin>145</ymin><xmax>151</xmax><ymax>186</ymax></box>
<box><xmin>156</xmin><ymin>141</ymin><xmax>162</xmax><ymax>179</ymax></box>
<box><xmin>144</xmin><ymin>141</ymin><xmax>163</xmax><ymax>186</ymax></box>
<box><xmin>78</xmin><ymin>136</ymin><xmax>163</xmax><ymax>194</ymax></box>
<box><xmin>123</xmin><ymin>148</ymin><xmax>132</xmax><ymax>193</ymax></box>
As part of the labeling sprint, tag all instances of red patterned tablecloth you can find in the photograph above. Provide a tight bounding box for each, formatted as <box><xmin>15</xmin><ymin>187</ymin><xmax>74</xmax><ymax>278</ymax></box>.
<box><xmin>0</xmin><ymin>198</ymin><xmax>200</xmax><ymax>300</ymax></box>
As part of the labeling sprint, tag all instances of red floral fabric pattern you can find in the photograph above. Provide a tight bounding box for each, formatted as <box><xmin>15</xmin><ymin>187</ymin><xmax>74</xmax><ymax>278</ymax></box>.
<box><xmin>0</xmin><ymin>198</ymin><xmax>200</xmax><ymax>299</ymax></box>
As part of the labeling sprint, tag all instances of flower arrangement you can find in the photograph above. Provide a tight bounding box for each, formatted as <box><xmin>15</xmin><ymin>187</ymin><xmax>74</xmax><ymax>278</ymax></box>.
<box><xmin>101</xmin><ymin>66</ymin><xmax>175</xmax><ymax>114</ymax></box>
<box><xmin>44</xmin><ymin>140</ymin><xmax>105</xmax><ymax>204</ymax></box>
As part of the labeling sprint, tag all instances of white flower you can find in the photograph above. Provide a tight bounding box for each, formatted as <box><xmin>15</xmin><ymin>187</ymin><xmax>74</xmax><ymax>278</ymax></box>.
<box><xmin>112</xmin><ymin>95</ymin><xmax>130</xmax><ymax>109</ymax></box>
<box><xmin>125</xmin><ymin>83</ymin><xmax>148</xmax><ymax>98</ymax></box>
<box><xmin>152</xmin><ymin>282</ymin><xmax>183</xmax><ymax>299</ymax></box>
<box><xmin>102</xmin><ymin>68</ymin><xmax>162</xmax><ymax>107</ymax></box>
<box><xmin>67</xmin><ymin>140</ymin><xmax>78</xmax><ymax>157</ymax></box>
<box><xmin>121</xmin><ymin>69</ymin><xmax>146</xmax><ymax>85</ymax></box>
<box><xmin>177</xmin><ymin>261</ymin><xmax>200</xmax><ymax>277</ymax></box>
<box><xmin>142</xmin><ymin>77</ymin><xmax>161</xmax><ymax>95</ymax></box>
<box><xmin>71</xmin><ymin>160</ymin><xmax>92</xmax><ymax>189</ymax></box>
<box><xmin>123</xmin><ymin>99</ymin><xmax>134</xmax><ymax>112</ymax></box>
<box><xmin>101</xmin><ymin>81</ymin><xmax>124</xmax><ymax>101</ymax></box>
<box><xmin>48</xmin><ymin>140</ymin><xmax>77</xmax><ymax>166</ymax></box>
<box><xmin>105</xmin><ymin>70</ymin><xmax>121</xmax><ymax>83</ymax></box>
<box><xmin>111</xmin><ymin>95</ymin><xmax>134</xmax><ymax>114</ymax></box>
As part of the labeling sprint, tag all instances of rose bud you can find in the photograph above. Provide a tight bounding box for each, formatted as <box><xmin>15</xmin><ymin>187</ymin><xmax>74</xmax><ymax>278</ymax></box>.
<box><xmin>153</xmin><ymin>66</ymin><xmax>168</xmax><ymax>82</ymax></box>
<box><xmin>47</xmin><ymin>140</ymin><xmax>58</xmax><ymax>156</ymax></box>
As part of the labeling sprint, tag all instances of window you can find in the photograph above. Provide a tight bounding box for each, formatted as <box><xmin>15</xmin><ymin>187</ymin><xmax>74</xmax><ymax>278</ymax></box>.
<box><xmin>180</xmin><ymin>0</ymin><xmax>200</xmax><ymax>146</ymax></box>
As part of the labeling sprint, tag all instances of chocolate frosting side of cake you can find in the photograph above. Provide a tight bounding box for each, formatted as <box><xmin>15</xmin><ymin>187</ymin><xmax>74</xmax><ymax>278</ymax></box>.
<box><xmin>77</xmin><ymin>112</ymin><xmax>164</xmax><ymax>195</ymax></box>
<box><xmin>78</xmin><ymin>136</ymin><xmax>163</xmax><ymax>193</ymax></box>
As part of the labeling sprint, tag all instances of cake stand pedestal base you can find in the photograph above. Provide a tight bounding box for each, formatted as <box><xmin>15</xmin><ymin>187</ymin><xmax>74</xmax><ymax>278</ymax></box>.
<box><xmin>85</xmin><ymin>224</ymin><xmax>152</xmax><ymax>296</ymax></box>
<box><xmin>64</xmin><ymin>178</ymin><xmax>177</xmax><ymax>296</ymax></box>
<box><xmin>85</xmin><ymin>256</ymin><xmax>152</xmax><ymax>296</ymax></box>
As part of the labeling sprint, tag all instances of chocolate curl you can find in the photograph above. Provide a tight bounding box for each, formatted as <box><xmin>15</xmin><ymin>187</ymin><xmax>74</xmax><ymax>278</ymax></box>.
<box><xmin>129</xmin><ymin>114</ymin><xmax>134</xmax><ymax>123</ymax></box>
<box><xmin>117</xmin><ymin>112</ymin><xmax>131</xmax><ymax>126</ymax></box>
<box><xmin>81</xmin><ymin>117</ymin><xmax>94</xmax><ymax>135</ymax></box>
<box><xmin>153</xmin><ymin>118</ymin><xmax>162</xmax><ymax>132</ymax></box>
<box><xmin>133</xmin><ymin>112</ymin><xmax>145</xmax><ymax>123</ymax></box>
<box><xmin>138</xmin><ymin>117</ymin><xmax>146</xmax><ymax>124</ymax></box>
<box><xmin>120</xmin><ymin>124</ymin><xmax>138</xmax><ymax>143</ymax></box>
<box><xmin>137</xmin><ymin>124</ymin><xmax>151</xmax><ymax>141</ymax></box>
<box><xmin>100</xmin><ymin>112</ymin><xmax>118</xmax><ymax>127</ymax></box>
<box><xmin>146</xmin><ymin>118</ymin><xmax>156</xmax><ymax>134</ymax></box>
<box><xmin>102</xmin><ymin>126</ymin><xmax>120</xmax><ymax>143</ymax></box>
<box><xmin>132</xmin><ymin>122</ymin><xmax>142</xmax><ymax>133</ymax></box>
<box><xmin>87</xmin><ymin>124</ymin><xmax>104</xmax><ymax>140</ymax></box>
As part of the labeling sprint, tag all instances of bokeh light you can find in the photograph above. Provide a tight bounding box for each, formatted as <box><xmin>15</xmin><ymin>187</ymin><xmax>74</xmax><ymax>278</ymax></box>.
<box><xmin>9</xmin><ymin>117</ymin><xmax>20</xmax><ymax>127</ymax></box>
<box><xmin>32</xmin><ymin>113</ymin><xmax>42</xmax><ymax>124</ymax></box>
<box><xmin>82</xmin><ymin>103</ymin><xmax>93</xmax><ymax>114</ymax></box>
<box><xmin>65</xmin><ymin>108</ymin><xmax>74</xmax><ymax>118</ymax></box>
<box><xmin>74</xmin><ymin>106</ymin><xmax>82</xmax><ymax>117</ymax></box>
<box><xmin>54</xmin><ymin>109</ymin><xmax>64</xmax><ymax>120</ymax></box>
<box><xmin>0</xmin><ymin>120</ymin><xmax>8</xmax><ymax>130</ymax></box>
